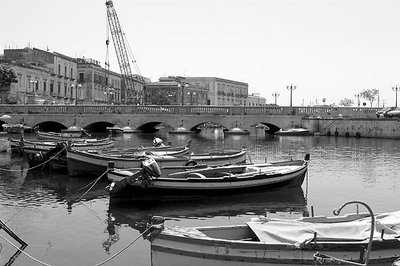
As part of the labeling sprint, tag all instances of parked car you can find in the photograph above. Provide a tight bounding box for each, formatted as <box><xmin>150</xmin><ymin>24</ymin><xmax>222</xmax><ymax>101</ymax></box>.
<box><xmin>376</xmin><ymin>107</ymin><xmax>396</xmax><ymax>118</ymax></box>
<box><xmin>385</xmin><ymin>108</ymin><xmax>400</xmax><ymax>118</ymax></box>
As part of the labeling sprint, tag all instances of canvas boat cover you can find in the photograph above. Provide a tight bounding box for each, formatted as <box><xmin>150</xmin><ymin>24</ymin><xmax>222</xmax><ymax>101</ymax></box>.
<box><xmin>247</xmin><ymin>211</ymin><xmax>400</xmax><ymax>246</ymax></box>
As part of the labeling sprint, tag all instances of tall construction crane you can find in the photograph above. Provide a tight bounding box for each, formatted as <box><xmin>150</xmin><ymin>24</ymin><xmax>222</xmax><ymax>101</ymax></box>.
<box><xmin>105</xmin><ymin>0</ymin><xmax>143</xmax><ymax>104</ymax></box>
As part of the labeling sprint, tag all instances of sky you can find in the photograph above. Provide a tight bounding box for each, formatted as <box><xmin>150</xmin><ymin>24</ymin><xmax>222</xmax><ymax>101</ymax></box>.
<box><xmin>2</xmin><ymin>0</ymin><xmax>400</xmax><ymax>107</ymax></box>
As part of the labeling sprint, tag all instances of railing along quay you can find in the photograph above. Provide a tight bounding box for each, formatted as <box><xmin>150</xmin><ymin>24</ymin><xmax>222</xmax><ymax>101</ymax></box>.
<box><xmin>0</xmin><ymin>104</ymin><xmax>381</xmax><ymax>118</ymax></box>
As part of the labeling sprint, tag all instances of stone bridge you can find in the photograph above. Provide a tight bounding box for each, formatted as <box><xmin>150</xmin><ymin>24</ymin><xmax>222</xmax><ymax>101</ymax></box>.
<box><xmin>2</xmin><ymin>104</ymin><xmax>400</xmax><ymax>138</ymax></box>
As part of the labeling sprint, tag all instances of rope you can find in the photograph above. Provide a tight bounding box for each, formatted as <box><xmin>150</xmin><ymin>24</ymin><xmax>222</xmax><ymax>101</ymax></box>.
<box><xmin>68</xmin><ymin>170</ymin><xmax>108</xmax><ymax>205</ymax></box>
<box><xmin>4</xmin><ymin>206</ymin><xmax>28</xmax><ymax>225</ymax></box>
<box><xmin>92</xmin><ymin>226</ymin><xmax>152</xmax><ymax>266</ymax></box>
<box><xmin>0</xmin><ymin>233</ymin><xmax>51</xmax><ymax>266</ymax></box>
<box><xmin>0</xmin><ymin>225</ymin><xmax>155</xmax><ymax>266</ymax></box>
<box><xmin>0</xmin><ymin>145</ymin><xmax>68</xmax><ymax>172</ymax></box>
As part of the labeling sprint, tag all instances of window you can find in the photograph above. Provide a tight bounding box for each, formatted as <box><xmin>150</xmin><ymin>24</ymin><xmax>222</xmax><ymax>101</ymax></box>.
<box><xmin>64</xmin><ymin>66</ymin><xmax>67</xmax><ymax>76</ymax></box>
<box><xmin>43</xmin><ymin>81</ymin><xmax>47</xmax><ymax>92</ymax></box>
<box><xmin>79</xmin><ymin>73</ymin><xmax>84</xmax><ymax>82</ymax></box>
<box><xmin>50</xmin><ymin>82</ymin><xmax>54</xmax><ymax>95</ymax></box>
<box><xmin>58</xmin><ymin>64</ymin><xmax>61</xmax><ymax>75</ymax></box>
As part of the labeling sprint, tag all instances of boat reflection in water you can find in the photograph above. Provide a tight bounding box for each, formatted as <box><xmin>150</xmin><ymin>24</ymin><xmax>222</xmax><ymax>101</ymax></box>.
<box><xmin>108</xmin><ymin>187</ymin><xmax>308</xmax><ymax>234</ymax></box>
<box><xmin>19</xmin><ymin>170</ymin><xmax>109</xmax><ymax>208</ymax></box>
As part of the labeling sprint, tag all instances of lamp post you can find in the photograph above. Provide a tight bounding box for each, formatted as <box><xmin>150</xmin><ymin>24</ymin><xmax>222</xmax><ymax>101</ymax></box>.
<box><xmin>392</xmin><ymin>86</ymin><xmax>400</xmax><ymax>108</ymax></box>
<box><xmin>354</xmin><ymin>93</ymin><xmax>361</xmax><ymax>107</ymax></box>
<box><xmin>177</xmin><ymin>83</ymin><xmax>188</xmax><ymax>105</ymax></box>
<box><xmin>286</xmin><ymin>84</ymin><xmax>296</xmax><ymax>107</ymax></box>
<box><xmin>71</xmin><ymin>83</ymin><xmax>82</xmax><ymax>105</ymax></box>
<box><xmin>272</xmin><ymin>92</ymin><xmax>280</xmax><ymax>105</ymax></box>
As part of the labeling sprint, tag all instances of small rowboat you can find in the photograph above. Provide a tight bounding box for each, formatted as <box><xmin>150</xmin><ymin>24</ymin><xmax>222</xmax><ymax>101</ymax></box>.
<box><xmin>107</xmin><ymin>154</ymin><xmax>309</xmax><ymax>201</ymax></box>
<box><xmin>67</xmin><ymin>147</ymin><xmax>247</xmax><ymax>177</ymax></box>
<box><xmin>10</xmin><ymin>137</ymin><xmax>114</xmax><ymax>154</ymax></box>
<box><xmin>36</xmin><ymin>129</ymin><xmax>92</xmax><ymax>141</ymax></box>
<box><xmin>146</xmin><ymin>201</ymin><xmax>400</xmax><ymax>266</ymax></box>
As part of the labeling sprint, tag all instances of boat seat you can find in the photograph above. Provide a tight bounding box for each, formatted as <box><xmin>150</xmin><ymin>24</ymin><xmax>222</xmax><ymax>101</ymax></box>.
<box><xmin>187</xmin><ymin>173</ymin><xmax>207</xmax><ymax>179</ymax></box>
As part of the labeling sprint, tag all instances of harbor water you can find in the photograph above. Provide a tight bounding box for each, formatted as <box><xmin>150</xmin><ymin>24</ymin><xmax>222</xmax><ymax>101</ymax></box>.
<box><xmin>0</xmin><ymin>128</ymin><xmax>399</xmax><ymax>266</ymax></box>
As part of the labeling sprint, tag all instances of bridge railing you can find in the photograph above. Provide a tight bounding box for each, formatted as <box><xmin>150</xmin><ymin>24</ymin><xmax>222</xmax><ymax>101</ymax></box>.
<box><xmin>0</xmin><ymin>104</ymin><xmax>381</xmax><ymax>118</ymax></box>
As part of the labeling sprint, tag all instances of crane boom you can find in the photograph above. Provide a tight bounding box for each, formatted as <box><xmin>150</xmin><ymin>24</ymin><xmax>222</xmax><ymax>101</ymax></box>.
<box><xmin>106</xmin><ymin>0</ymin><xmax>143</xmax><ymax>104</ymax></box>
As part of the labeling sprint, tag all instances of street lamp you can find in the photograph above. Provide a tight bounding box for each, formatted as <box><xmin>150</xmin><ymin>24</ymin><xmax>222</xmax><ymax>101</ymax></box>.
<box><xmin>392</xmin><ymin>86</ymin><xmax>400</xmax><ymax>108</ymax></box>
<box><xmin>177</xmin><ymin>83</ymin><xmax>188</xmax><ymax>106</ymax></box>
<box><xmin>71</xmin><ymin>83</ymin><xmax>82</xmax><ymax>105</ymax></box>
<box><xmin>354</xmin><ymin>93</ymin><xmax>361</xmax><ymax>107</ymax></box>
<box><xmin>272</xmin><ymin>92</ymin><xmax>280</xmax><ymax>105</ymax></box>
<box><xmin>286</xmin><ymin>84</ymin><xmax>296</xmax><ymax>107</ymax></box>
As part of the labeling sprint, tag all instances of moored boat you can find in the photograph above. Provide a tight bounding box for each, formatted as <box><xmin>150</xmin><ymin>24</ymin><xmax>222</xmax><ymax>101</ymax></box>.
<box><xmin>275</xmin><ymin>128</ymin><xmax>310</xmax><ymax>136</ymax></box>
<box><xmin>23</xmin><ymin>142</ymin><xmax>68</xmax><ymax>171</ymax></box>
<box><xmin>67</xmin><ymin>148</ymin><xmax>247</xmax><ymax>177</ymax></box>
<box><xmin>10</xmin><ymin>137</ymin><xmax>114</xmax><ymax>154</ymax></box>
<box><xmin>107</xmin><ymin>154</ymin><xmax>309</xmax><ymax>201</ymax></box>
<box><xmin>36</xmin><ymin>128</ymin><xmax>92</xmax><ymax>140</ymax></box>
<box><xmin>146</xmin><ymin>201</ymin><xmax>400</xmax><ymax>266</ymax></box>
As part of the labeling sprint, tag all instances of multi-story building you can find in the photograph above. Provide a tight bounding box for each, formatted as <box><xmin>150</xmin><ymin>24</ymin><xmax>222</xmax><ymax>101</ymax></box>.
<box><xmin>1</xmin><ymin>47</ymin><xmax>78</xmax><ymax>104</ymax></box>
<box><xmin>76</xmin><ymin>58</ymin><xmax>121</xmax><ymax>104</ymax></box>
<box><xmin>144</xmin><ymin>76</ymin><xmax>208</xmax><ymax>105</ymax></box>
<box><xmin>247</xmin><ymin>93</ymin><xmax>266</xmax><ymax>106</ymax></box>
<box><xmin>0</xmin><ymin>47</ymin><xmax>126</xmax><ymax>104</ymax></box>
<box><xmin>183</xmin><ymin>77</ymin><xmax>248</xmax><ymax>106</ymax></box>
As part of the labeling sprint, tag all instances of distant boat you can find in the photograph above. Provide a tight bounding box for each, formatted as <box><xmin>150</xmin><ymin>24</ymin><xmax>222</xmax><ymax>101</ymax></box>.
<box><xmin>2</xmin><ymin>123</ymin><xmax>32</xmax><ymax>134</ymax></box>
<box><xmin>275</xmin><ymin>128</ymin><xmax>310</xmax><ymax>136</ymax></box>
<box><xmin>121</xmin><ymin>126</ymin><xmax>141</xmax><ymax>133</ymax></box>
<box><xmin>224</xmin><ymin>127</ymin><xmax>250</xmax><ymax>135</ymax></box>
<box><xmin>36</xmin><ymin>127</ymin><xmax>92</xmax><ymax>140</ymax></box>
<box><xmin>106</xmin><ymin>126</ymin><xmax>123</xmax><ymax>135</ymax></box>
<box><xmin>10</xmin><ymin>137</ymin><xmax>114</xmax><ymax>155</ymax></box>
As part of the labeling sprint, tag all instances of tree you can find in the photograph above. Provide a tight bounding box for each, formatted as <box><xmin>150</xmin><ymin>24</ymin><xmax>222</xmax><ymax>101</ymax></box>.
<box><xmin>361</xmin><ymin>88</ymin><xmax>379</xmax><ymax>107</ymax></box>
<box><xmin>0</xmin><ymin>65</ymin><xmax>18</xmax><ymax>91</ymax></box>
<box><xmin>338</xmin><ymin>98</ymin><xmax>354</xmax><ymax>107</ymax></box>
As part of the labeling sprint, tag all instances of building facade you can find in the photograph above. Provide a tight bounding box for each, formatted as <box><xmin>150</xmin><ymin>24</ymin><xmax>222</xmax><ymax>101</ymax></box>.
<box><xmin>144</xmin><ymin>76</ymin><xmax>208</xmax><ymax>105</ymax></box>
<box><xmin>76</xmin><ymin>58</ymin><xmax>121</xmax><ymax>104</ymax></box>
<box><xmin>1</xmin><ymin>47</ymin><xmax>78</xmax><ymax>104</ymax></box>
<box><xmin>183</xmin><ymin>77</ymin><xmax>248</xmax><ymax>106</ymax></box>
<box><xmin>0</xmin><ymin>47</ymin><xmax>124</xmax><ymax>105</ymax></box>
<box><xmin>247</xmin><ymin>93</ymin><xmax>266</xmax><ymax>106</ymax></box>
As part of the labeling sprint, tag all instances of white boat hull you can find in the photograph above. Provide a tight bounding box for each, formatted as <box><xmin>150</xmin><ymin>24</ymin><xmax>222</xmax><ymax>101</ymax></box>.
<box><xmin>67</xmin><ymin>149</ymin><xmax>247</xmax><ymax>177</ymax></box>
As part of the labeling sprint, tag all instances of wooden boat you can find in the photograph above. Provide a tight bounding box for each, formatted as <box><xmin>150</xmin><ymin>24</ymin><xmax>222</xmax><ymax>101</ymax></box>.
<box><xmin>67</xmin><ymin>148</ymin><xmax>247</xmax><ymax>177</ymax></box>
<box><xmin>107</xmin><ymin>154</ymin><xmax>309</xmax><ymax>200</ymax></box>
<box><xmin>2</xmin><ymin>123</ymin><xmax>32</xmax><ymax>134</ymax></box>
<box><xmin>105</xmin><ymin>139</ymin><xmax>192</xmax><ymax>156</ymax></box>
<box><xmin>146</xmin><ymin>201</ymin><xmax>400</xmax><ymax>266</ymax></box>
<box><xmin>36</xmin><ymin>129</ymin><xmax>92</xmax><ymax>140</ymax></box>
<box><xmin>10</xmin><ymin>137</ymin><xmax>114</xmax><ymax>155</ymax></box>
<box><xmin>275</xmin><ymin>128</ymin><xmax>310</xmax><ymax>136</ymax></box>
<box><xmin>23</xmin><ymin>142</ymin><xmax>68</xmax><ymax>171</ymax></box>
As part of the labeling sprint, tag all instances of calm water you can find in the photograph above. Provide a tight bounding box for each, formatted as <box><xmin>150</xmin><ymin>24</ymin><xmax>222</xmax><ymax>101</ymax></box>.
<box><xmin>0</xmin><ymin>129</ymin><xmax>399</xmax><ymax>266</ymax></box>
